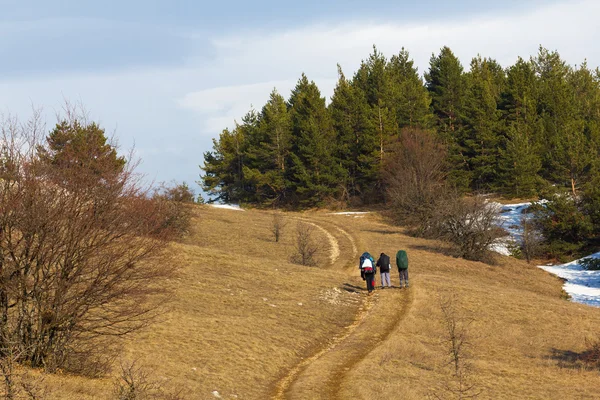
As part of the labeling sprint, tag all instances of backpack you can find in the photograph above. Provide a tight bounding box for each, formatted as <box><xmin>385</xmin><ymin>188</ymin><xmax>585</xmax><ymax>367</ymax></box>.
<box><xmin>396</xmin><ymin>250</ymin><xmax>409</xmax><ymax>269</ymax></box>
<box><xmin>378</xmin><ymin>253</ymin><xmax>391</xmax><ymax>272</ymax></box>
<box><xmin>360</xmin><ymin>252</ymin><xmax>376</xmax><ymax>274</ymax></box>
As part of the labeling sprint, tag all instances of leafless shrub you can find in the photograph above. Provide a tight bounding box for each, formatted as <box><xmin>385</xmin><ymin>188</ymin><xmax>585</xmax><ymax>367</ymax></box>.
<box><xmin>151</xmin><ymin>182</ymin><xmax>194</xmax><ymax>238</ymax></box>
<box><xmin>579</xmin><ymin>337</ymin><xmax>600</xmax><ymax>369</ymax></box>
<box><xmin>271</xmin><ymin>212</ymin><xmax>288</xmax><ymax>243</ymax></box>
<box><xmin>436</xmin><ymin>196</ymin><xmax>504</xmax><ymax>263</ymax></box>
<box><xmin>0</xmin><ymin>110</ymin><xmax>179</xmax><ymax>374</ymax></box>
<box><xmin>153</xmin><ymin>181</ymin><xmax>195</xmax><ymax>204</ymax></box>
<box><xmin>0</xmin><ymin>337</ymin><xmax>46</xmax><ymax>399</ymax></box>
<box><xmin>431</xmin><ymin>294</ymin><xmax>481</xmax><ymax>400</ymax></box>
<box><xmin>520</xmin><ymin>216</ymin><xmax>543</xmax><ymax>263</ymax></box>
<box><xmin>113</xmin><ymin>360</ymin><xmax>184</xmax><ymax>400</ymax></box>
<box><xmin>384</xmin><ymin>128</ymin><xmax>449</xmax><ymax>237</ymax></box>
<box><xmin>292</xmin><ymin>222</ymin><xmax>319</xmax><ymax>266</ymax></box>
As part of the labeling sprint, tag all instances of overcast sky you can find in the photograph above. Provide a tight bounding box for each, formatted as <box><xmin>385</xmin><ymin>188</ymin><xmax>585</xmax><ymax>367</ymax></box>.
<box><xmin>0</xmin><ymin>0</ymin><xmax>598</xmax><ymax>195</ymax></box>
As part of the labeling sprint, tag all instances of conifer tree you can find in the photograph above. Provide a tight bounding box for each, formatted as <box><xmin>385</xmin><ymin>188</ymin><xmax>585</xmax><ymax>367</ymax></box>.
<box><xmin>201</xmin><ymin>126</ymin><xmax>246</xmax><ymax>202</ymax></box>
<box><xmin>532</xmin><ymin>47</ymin><xmax>579</xmax><ymax>188</ymax></box>
<box><xmin>462</xmin><ymin>56</ymin><xmax>505</xmax><ymax>190</ymax></box>
<box><xmin>329</xmin><ymin>65</ymin><xmax>375</xmax><ymax>199</ymax></box>
<box><xmin>562</xmin><ymin>62</ymin><xmax>600</xmax><ymax>194</ymax></box>
<box><xmin>287</xmin><ymin>74</ymin><xmax>344</xmax><ymax>205</ymax></box>
<box><xmin>498</xmin><ymin>57</ymin><xmax>542</xmax><ymax>196</ymax></box>
<box><xmin>425</xmin><ymin>46</ymin><xmax>470</xmax><ymax>189</ymax></box>
<box><xmin>242</xmin><ymin>90</ymin><xmax>291</xmax><ymax>204</ymax></box>
<box><xmin>387</xmin><ymin>48</ymin><xmax>433</xmax><ymax>129</ymax></box>
<box><xmin>353</xmin><ymin>46</ymin><xmax>397</xmax><ymax>168</ymax></box>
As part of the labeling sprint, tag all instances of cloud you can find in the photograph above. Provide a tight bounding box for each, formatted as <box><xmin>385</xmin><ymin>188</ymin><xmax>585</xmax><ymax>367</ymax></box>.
<box><xmin>178</xmin><ymin>79</ymin><xmax>337</xmax><ymax>133</ymax></box>
<box><xmin>174</xmin><ymin>0</ymin><xmax>599</xmax><ymax>135</ymax></box>
<box><xmin>0</xmin><ymin>0</ymin><xmax>598</xmax><ymax>192</ymax></box>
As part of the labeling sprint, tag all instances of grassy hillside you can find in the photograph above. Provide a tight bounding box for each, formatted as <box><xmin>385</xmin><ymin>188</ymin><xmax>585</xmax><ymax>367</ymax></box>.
<box><xmin>37</xmin><ymin>205</ymin><xmax>600</xmax><ymax>399</ymax></box>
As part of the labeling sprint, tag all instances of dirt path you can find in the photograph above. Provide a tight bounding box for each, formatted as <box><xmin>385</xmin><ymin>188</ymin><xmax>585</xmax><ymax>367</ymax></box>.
<box><xmin>272</xmin><ymin>217</ymin><xmax>414</xmax><ymax>399</ymax></box>
<box><xmin>301</xmin><ymin>220</ymin><xmax>341</xmax><ymax>265</ymax></box>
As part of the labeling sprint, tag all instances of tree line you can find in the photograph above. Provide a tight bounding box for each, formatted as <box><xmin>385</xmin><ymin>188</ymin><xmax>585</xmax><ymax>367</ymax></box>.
<box><xmin>201</xmin><ymin>45</ymin><xmax>600</xmax><ymax>207</ymax></box>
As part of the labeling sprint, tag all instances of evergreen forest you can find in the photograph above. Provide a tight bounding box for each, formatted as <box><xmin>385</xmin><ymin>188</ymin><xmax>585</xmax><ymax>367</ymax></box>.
<box><xmin>201</xmin><ymin>45</ymin><xmax>600</xmax><ymax>208</ymax></box>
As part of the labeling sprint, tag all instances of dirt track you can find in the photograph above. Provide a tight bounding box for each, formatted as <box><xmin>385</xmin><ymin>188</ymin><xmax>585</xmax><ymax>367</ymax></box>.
<box><xmin>272</xmin><ymin>216</ymin><xmax>414</xmax><ymax>399</ymax></box>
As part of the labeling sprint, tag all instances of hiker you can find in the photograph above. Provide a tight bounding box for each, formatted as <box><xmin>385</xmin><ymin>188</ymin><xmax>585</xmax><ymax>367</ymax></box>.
<box><xmin>396</xmin><ymin>250</ymin><xmax>409</xmax><ymax>288</ymax></box>
<box><xmin>359</xmin><ymin>252</ymin><xmax>376</xmax><ymax>294</ymax></box>
<box><xmin>376</xmin><ymin>252</ymin><xmax>392</xmax><ymax>289</ymax></box>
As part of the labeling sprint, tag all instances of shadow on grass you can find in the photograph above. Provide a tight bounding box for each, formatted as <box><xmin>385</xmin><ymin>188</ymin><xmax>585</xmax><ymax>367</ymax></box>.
<box><xmin>548</xmin><ymin>348</ymin><xmax>600</xmax><ymax>370</ymax></box>
<box><xmin>342</xmin><ymin>283</ymin><xmax>366</xmax><ymax>293</ymax></box>
<box><xmin>406</xmin><ymin>243</ymin><xmax>453</xmax><ymax>257</ymax></box>
<box><xmin>363</xmin><ymin>229</ymin><xmax>401</xmax><ymax>236</ymax></box>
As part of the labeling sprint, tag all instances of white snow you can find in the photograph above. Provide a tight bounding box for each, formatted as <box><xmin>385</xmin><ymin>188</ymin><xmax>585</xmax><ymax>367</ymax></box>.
<box><xmin>497</xmin><ymin>202</ymin><xmax>600</xmax><ymax>307</ymax></box>
<box><xmin>540</xmin><ymin>254</ymin><xmax>600</xmax><ymax>307</ymax></box>
<box><xmin>209</xmin><ymin>203</ymin><xmax>244</xmax><ymax>211</ymax></box>
<box><xmin>491</xmin><ymin>202</ymin><xmax>537</xmax><ymax>256</ymax></box>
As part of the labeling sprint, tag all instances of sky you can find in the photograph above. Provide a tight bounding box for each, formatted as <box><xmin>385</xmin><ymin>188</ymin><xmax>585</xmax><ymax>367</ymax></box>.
<box><xmin>0</xmin><ymin>0</ymin><xmax>598</xmax><ymax>196</ymax></box>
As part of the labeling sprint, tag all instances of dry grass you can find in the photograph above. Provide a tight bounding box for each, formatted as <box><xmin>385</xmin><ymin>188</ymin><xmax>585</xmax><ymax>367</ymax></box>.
<box><xmin>38</xmin><ymin>206</ymin><xmax>362</xmax><ymax>399</ymax></box>
<box><xmin>18</xmin><ymin>206</ymin><xmax>600</xmax><ymax>399</ymax></box>
<box><xmin>339</xmin><ymin>215</ymin><xmax>600</xmax><ymax>400</ymax></box>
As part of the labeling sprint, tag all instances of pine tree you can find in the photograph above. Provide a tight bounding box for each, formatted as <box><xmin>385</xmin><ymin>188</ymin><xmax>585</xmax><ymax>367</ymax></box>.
<box><xmin>462</xmin><ymin>56</ymin><xmax>505</xmax><ymax>190</ymax></box>
<box><xmin>498</xmin><ymin>57</ymin><xmax>542</xmax><ymax>196</ymax></box>
<box><xmin>353</xmin><ymin>47</ymin><xmax>397</xmax><ymax>170</ymax></box>
<box><xmin>287</xmin><ymin>74</ymin><xmax>344</xmax><ymax>205</ymax></box>
<box><xmin>532</xmin><ymin>47</ymin><xmax>579</xmax><ymax>189</ymax></box>
<box><xmin>329</xmin><ymin>65</ymin><xmax>375</xmax><ymax>199</ymax></box>
<box><xmin>563</xmin><ymin>62</ymin><xmax>600</xmax><ymax>193</ymax></box>
<box><xmin>387</xmin><ymin>48</ymin><xmax>433</xmax><ymax>129</ymax></box>
<box><xmin>201</xmin><ymin>126</ymin><xmax>246</xmax><ymax>203</ymax></box>
<box><xmin>425</xmin><ymin>46</ymin><xmax>469</xmax><ymax>189</ymax></box>
<box><xmin>242</xmin><ymin>90</ymin><xmax>291</xmax><ymax>204</ymax></box>
<box><xmin>40</xmin><ymin>120</ymin><xmax>126</xmax><ymax>188</ymax></box>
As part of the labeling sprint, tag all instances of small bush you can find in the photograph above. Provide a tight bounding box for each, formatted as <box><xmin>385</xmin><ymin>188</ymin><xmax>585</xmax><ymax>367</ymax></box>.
<box><xmin>580</xmin><ymin>257</ymin><xmax>600</xmax><ymax>271</ymax></box>
<box><xmin>292</xmin><ymin>222</ymin><xmax>320</xmax><ymax>266</ymax></box>
<box><xmin>113</xmin><ymin>361</ymin><xmax>184</xmax><ymax>400</ymax></box>
<box><xmin>271</xmin><ymin>212</ymin><xmax>288</xmax><ymax>243</ymax></box>
<box><xmin>530</xmin><ymin>193</ymin><xmax>593</xmax><ymax>259</ymax></box>
<box><xmin>436</xmin><ymin>196</ymin><xmax>504</xmax><ymax>263</ymax></box>
<box><xmin>154</xmin><ymin>181</ymin><xmax>196</xmax><ymax>203</ymax></box>
<box><xmin>520</xmin><ymin>217</ymin><xmax>544</xmax><ymax>263</ymax></box>
<box><xmin>580</xmin><ymin>338</ymin><xmax>600</xmax><ymax>369</ymax></box>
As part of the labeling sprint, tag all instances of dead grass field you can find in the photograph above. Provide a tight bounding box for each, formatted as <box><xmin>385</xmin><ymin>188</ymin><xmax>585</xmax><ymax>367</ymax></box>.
<box><xmin>26</xmin><ymin>206</ymin><xmax>600</xmax><ymax>399</ymax></box>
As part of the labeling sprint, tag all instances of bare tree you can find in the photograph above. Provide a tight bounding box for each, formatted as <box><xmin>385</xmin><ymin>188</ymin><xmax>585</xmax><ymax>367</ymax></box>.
<box><xmin>0</xmin><ymin>335</ymin><xmax>45</xmax><ymax>399</ymax></box>
<box><xmin>384</xmin><ymin>128</ymin><xmax>449</xmax><ymax>237</ymax></box>
<box><xmin>431</xmin><ymin>294</ymin><xmax>481</xmax><ymax>400</ymax></box>
<box><xmin>0</xmin><ymin>110</ymin><xmax>181</xmax><ymax>374</ymax></box>
<box><xmin>113</xmin><ymin>360</ymin><xmax>184</xmax><ymax>400</ymax></box>
<box><xmin>436</xmin><ymin>196</ymin><xmax>504</xmax><ymax>263</ymax></box>
<box><xmin>153</xmin><ymin>181</ymin><xmax>195</xmax><ymax>203</ymax></box>
<box><xmin>292</xmin><ymin>222</ymin><xmax>319</xmax><ymax>266</ymax></box>
<box><xmin>270</xmin><ymin>212</ymin><xmax>288</xmax><ymax>243</ymax></box>
<box><xmin>520</xmin><ymin>216</ymin><xmax>543</xmax><ymax>263</ymax></box>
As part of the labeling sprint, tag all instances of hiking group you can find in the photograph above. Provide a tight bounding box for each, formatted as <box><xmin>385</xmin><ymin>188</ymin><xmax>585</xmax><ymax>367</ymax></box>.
<box><xmin>359</xmin><ymin>250</ymin><xmax>409</xmax><ymax>294</ymax></box>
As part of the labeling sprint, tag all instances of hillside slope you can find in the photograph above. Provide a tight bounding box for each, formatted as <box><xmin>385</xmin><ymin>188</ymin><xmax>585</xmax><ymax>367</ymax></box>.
<box><xmin>39</xmin><ymin>206</ymin><xmax>600</xmax><ymax>399</ymax></box>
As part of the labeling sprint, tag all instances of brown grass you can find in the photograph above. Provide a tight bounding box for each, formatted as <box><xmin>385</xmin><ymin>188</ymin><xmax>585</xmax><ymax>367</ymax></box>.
<box><xmin>21</xmin><ymin>206</ymin><xmax>600</xmax><ymax>399</ymax></box>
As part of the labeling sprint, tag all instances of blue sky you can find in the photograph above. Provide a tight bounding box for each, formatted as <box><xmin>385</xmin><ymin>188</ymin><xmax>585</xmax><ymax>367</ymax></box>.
<box><xmin>0</xmin><ymin>0</ymin><xmax>598</xmax><ymax>197</ymax></box>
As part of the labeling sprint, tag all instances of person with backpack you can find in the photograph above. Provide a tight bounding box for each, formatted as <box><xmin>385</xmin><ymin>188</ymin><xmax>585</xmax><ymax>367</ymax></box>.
<box><xmin>396</xmin><ymin>250</ymin><xmax>409</xmax><ymax>288</ymax></box>
<box><xmin>376</xmin><ymin>252</ymin><xmax>392</xmax><ymax>289</ymax></box>
<box><xmin>359</xmin><ymin>252</ymin><xmax>376</xmax><ymax>294</ymax></box>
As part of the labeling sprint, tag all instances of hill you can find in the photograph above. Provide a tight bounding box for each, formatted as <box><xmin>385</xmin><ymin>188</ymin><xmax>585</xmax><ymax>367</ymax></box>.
<box><xmin>38</xmin><ymin>205</ymin><xmax>600</xmax><ymax>399</ymax></box>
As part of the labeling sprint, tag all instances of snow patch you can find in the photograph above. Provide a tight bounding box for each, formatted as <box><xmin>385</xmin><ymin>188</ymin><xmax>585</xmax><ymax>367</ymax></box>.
<box><xmin>539</xmin><ymin>252</ymin><xmax>600</xmax><ymax>307</ymax></box>
<box><xmin>491</xmin><ymin>201</ymin><xmax>545</xmax><ymax>256</ymax></box>
<box><xmin>209</xmin><ymin>203</ymin><xmax>244</xmax><ymax>211</ymax></box>
<box><xmin>497</xmin><ymin>201</ymin><xmax>600</xmax><ymax>307</ymax></box>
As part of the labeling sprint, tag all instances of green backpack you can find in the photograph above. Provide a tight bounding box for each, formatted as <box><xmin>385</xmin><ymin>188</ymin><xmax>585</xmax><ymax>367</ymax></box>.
<box><xmin>396</xmin><ymin>250</ymin><xmax>408</xmax><ymax>269</ymax></box>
